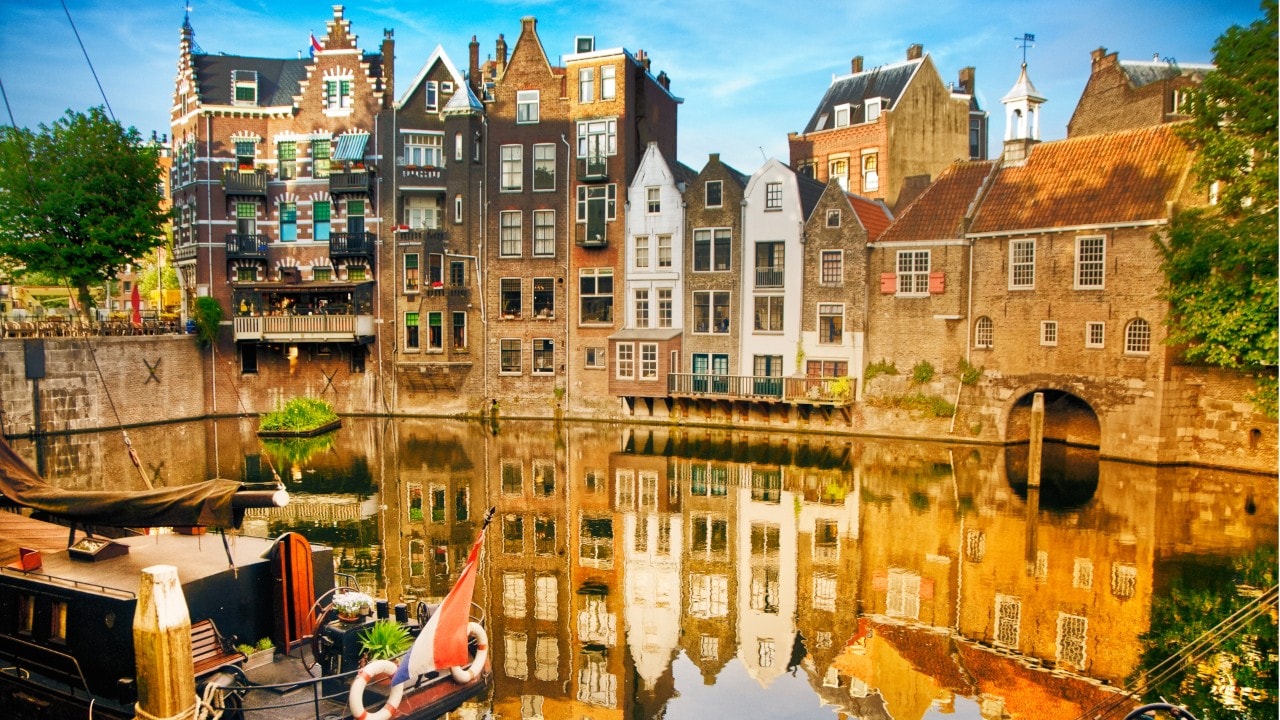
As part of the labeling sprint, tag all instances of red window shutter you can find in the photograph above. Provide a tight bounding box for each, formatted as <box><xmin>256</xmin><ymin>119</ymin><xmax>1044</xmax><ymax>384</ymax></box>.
<box><xmin>929</xmin><ymin>271</ymin><xmax>945</xmax><ymax>294</ymax></box>
<box><xmin>880</xmin><ymin>272</ymin><xmax>896</xmax><ymax>294</ymax></box>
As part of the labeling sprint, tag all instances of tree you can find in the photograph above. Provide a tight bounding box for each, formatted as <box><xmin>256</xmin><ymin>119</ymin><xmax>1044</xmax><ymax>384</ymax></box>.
<box><xmin>1158</xmin><ymin>1</ymin><xmax>1278</xmax><ymax>416</ymax></box>
<box><xmin>0</xmin><ymin>107</ymin><xmax>166</xmax><ymax>319</ymax></box>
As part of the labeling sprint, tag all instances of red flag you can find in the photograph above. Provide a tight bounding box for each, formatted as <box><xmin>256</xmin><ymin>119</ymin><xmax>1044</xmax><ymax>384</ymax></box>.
<box><xmin>310</xmin><ymin>33</ymin><xmax>323</xmax><ymax>55</ymax></box>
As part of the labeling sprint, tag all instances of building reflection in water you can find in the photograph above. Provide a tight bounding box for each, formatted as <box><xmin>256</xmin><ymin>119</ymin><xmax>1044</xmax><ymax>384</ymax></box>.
<box><xmin>18</xmin><ymin>418</ymin><xmax>1276</xmax><ymax>720</ymax></box>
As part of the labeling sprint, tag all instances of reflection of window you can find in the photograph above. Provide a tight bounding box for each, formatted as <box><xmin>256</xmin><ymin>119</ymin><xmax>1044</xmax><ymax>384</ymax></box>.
<box><xmin>758</xmin><ymin>639</ymin><xmax>776</xmax><ymax>668</ymax></box>
<box><xmin>1111</xmin><ymin>563</ymin><xmax>1137</xmax><ymax>599</ymax></box>
<box><xmin>1056</xmin><ymin>613</ymin><xmax>1088</xmax><ymax>668</ymax></box>
<box><xmin>579</xmin><ymin>516</ymin><xmax>613</xmax><ymax>569</ymax></box>
<box><xmin>534</xmin><ymin>574</ymin><xmax>558</xmax><ymax>620</ymax></box>
<box><xmin>964</xmin><ymin>529</ymin><xmax>986</xmax><ymax>562</ymax></box>
<box><xmin>700</xmin><ymin>634</ymin><xmax>719</xmax><ymax>659</ymax></box>
<box><xmin>504</xmin><ymin>632</ymin><xmax>528</xmax><ymax>679</ymax></box>
<box><xmin>995</xmin><ymin>595</ymin><xmax>1021</xmax><ymax>647</ymax></box>
<box><xmin>1073</xmin><ymin>558</ymin><xmax>1094</xmax><ymax>589</ymax></box>
<box><xmin>502</xmin><ymin>461</ymin><xmax>522</xmax><ymax>495</ymax></box>
<box><xmin>534</xmin><ymin>635</ymin><xmax>558</xmax><ymax>681</ymax></box>
<box><xmin>503</xmin><ymin>515</ymin><xmax>524</xmax><ymax>554</ymax></box>
<box><xmin>429</xmin><ymin>485</ymin><xmax>445</xmax><ymax>522</ymax></box>
<box><xmin>535</xmin><ymin>517</ymin><xmax>556</xmax><ymax>555</ymax></box>
<box><xmin>813</xmin><ymin>574</ymin><xmax>837</xmax><ymax>612</ymax></box>
<box><xmin>886</xmin><ymin>568</ymin><xmax>921</xmax><ymax>619</ymax></box>
<box><xmin>690</xmin><ymin>514</ymin><xmax>728</xmax><ymax>559</ymax></box>
<box><xmin>690</xmin><ymin>574</ymin><xmax>729</xmax><ymax>619</ymax></box>
<box><xmin>503</xmin><ymin>572</ymin><xmax>527</xmax><ymax>617</ymax></box>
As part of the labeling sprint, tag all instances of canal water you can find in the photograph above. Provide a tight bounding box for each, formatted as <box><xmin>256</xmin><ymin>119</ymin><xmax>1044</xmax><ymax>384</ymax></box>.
<box><xmin>16</xmin><ymin>417</ymin><xmax>1277</xmax><ymax>720</ymax></box>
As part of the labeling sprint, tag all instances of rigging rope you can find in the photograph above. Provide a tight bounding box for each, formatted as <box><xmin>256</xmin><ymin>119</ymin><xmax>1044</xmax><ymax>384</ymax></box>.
<box><xmin>60</xmin><ymin>0</ymin><xmax>115</xmax><ymax>121</ymax></box>
<box><xmin>83</xmin><ymin>338</ymin><xmax>154</xmax><ymax>490</ymax></box>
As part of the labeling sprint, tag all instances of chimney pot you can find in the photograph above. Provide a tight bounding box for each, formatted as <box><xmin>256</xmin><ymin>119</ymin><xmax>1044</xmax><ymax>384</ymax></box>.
<box><xmin>907</xmin><ymin>44</ymin><xmax>923</xmax><ymax>60</ymax></box>
<box><xmin>852</xmin><ymin>56</ymin><xmax>863</xmax><ymax>74</ymax></box>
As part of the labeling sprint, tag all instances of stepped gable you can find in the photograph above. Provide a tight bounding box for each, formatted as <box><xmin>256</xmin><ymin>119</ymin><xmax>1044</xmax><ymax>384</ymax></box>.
<box><xmin>877</xmin><ymin>160</ymin><xmax>997</xmax><ymax>243</ymax></box>
<box><xmin>971</xmin><ymin>124</ymin><xmax>1193</xmax><ymax>233</ymax></box>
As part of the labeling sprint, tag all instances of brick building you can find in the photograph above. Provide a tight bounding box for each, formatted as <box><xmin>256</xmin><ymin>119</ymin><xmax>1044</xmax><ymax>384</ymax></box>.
<box><xmin>1067</xmin><ymin>48</ymin><xmax>1212</xmax><ymax>138</ymax></box>
<box><xmin>788</xmin><ymin>46</ymin><xmax>985</xmax><ymax>213</ymax></box>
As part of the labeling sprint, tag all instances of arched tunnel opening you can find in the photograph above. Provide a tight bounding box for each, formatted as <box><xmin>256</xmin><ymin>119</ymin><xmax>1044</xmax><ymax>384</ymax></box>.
<box><xmin>1005</xmin><ymin>390</ymin><xmax>1101</xmax><ymax>510</ymax></box>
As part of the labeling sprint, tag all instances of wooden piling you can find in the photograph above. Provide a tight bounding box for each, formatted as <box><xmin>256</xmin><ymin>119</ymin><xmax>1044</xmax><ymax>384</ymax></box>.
<box><xmin>1028</xmin><ymin>392</ymin><xmax>1044</xmax><ymax>489</ymax></box>
<box><xmin>134</xmin><ymin>565</ymin><xmax>196</xmax><ymax>720</ymax></box>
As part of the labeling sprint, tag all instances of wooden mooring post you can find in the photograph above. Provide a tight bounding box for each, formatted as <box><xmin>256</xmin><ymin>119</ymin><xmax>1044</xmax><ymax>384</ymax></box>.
<box><xmin>134</xmin><ymin>565</ymin><xmax>196</xmax><ymax>720</ymax></box>
<box><xmin>1028</xmin><ymin>392</ymin><xmax>1044</xmax><ymax>489</ymax></box>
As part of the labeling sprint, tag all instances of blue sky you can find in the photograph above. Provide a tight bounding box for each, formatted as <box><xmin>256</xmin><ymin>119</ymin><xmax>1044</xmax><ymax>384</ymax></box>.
<box><xmin>0</xmin><ymin>1</ymin><xmax>1262</xmax><ymax>173</ymax></box>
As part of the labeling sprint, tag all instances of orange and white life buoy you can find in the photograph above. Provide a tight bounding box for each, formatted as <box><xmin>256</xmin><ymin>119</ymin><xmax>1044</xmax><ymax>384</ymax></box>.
<box><xmin>449</xmin><ymin>621</ymin><xmax>488</xmax><ymax>684</ymax></box>
<box><xmin>348</xmin><ymin>659</ymin><xmax>404</xmax><ymax>720</ymax></box>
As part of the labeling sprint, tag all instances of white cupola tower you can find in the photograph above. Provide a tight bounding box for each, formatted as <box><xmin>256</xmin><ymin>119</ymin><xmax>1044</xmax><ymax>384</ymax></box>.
<box><xmin>1001</xmin><ymin>62</ymin><xmax>1046</xmax><ymax>162</ymax></box>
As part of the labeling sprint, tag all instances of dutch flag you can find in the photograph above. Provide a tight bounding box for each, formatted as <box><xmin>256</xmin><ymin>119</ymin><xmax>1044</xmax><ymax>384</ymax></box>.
<box><xmin>309</xmin><ymin>33</ymin><xmax>323</xmax><ymax>57</ymax></box>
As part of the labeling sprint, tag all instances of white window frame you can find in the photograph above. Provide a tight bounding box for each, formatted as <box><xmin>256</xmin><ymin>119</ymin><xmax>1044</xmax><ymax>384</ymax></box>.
<box><xmin>576</xmin><ymin>119</ymin><xmax>617</xmax><ymax>158</ymax></box>
<box><xmin>601</xmin><ymin>65</ymin><xmax>616</xmax><ymax>99</ymax></box>
<box><xmin>516</xmin><ymin>90</ymin><xmax>540</xmax><ymax>124</ymax></box>
<box><xmin>657</xmin><ymin>288</ymin><xmax>673</xmax><ymax>328</ymax></box>
<box><xmin>865</xmin><ymin>97</ymin><xmax>882</xmax><ymax>122</ymax></box>
<box><xmin>861</xmin><ymin>151</ymin><xmax>879</xmax><ymax>193</ymax></box>
<box><xmin>500</xmin><ymin>144</ymin><xmax>523</xmax><ymax>192</ymax></box>
<box><xmin>533</xmin><ymin>209</ymin><xmax>555</xmax><ymax>257</ymax></box>
<box><xmin>1085</xmin><ymin>321</ymin><xmax>1106</xmax><ymax>349</ymax></box>
<box><xmin>640</xmin><ymin>343</ymin><xmax>658</xmax><ymax>380</ymax></box>
<box><xmin>579</xmin><ymin>67</ymin><xmax>595</xmax><ymax>103</ymax></box>
<box><xmin>828</xmin><ymin>156</ymin><xmax>849</xmax><ymax>191</ymax></box>
<box><xmin>634</xmin><ymin>288</ymin><xmax>650</xmax><ymax>327</ymax></box>
<box><xmin>1009</xmin><ymin>238</ymin><xmax>1036</xmax><ymax>289</ymax></box>
<box><xmin>634</xmin><ymin>235</ymin><xmax>650</xmax><ymax>269</ymax></box>
<box><xmin>500</xmin><ymin>338</ymin><xmax>522</xmax><ymax>374</ymax></box>
<box><xmin>896</xmin><ymin>250</ymin><xmax>930</xmax><ymax>296</ymax></box>
<box><xmin>826</xmin><ymin>209</ymin><xmax>841</xmax><ymax>227</ymax></box>
<box><xmin>500</xmin><ymin>211</ymin><xmax>522</xmax><ymax>257</ymax></box>
<box><xmin>532</xmin><ymin>338</ymin><xmax>554</xmax><ymax>375</ymax></box>
<box><xmin>1041</xmin><ymin>320</ymin><xmax>1057</xmax><ymax>346</ymax></box>
<box><xmin>424</xmin><ymin>81</ymin><xmax>439</xmax><ymax>112</ymax></box>
<box><xmin>1075</xmin><ymin>235</ymin><xmax>1106</xmax><ymax>289</ymax></box>
<box><xmin>818</xmin><ymin>303</ymin><xmax>843</xmax><ymax>345</ymax></box>
<box><xmin>975</xmin><ymin>316</ymin><xmax>994</xmax><ymax>349</ymax></box>
<box><xmin>821</xmin><ymin>250</ymin><xmax>843</xmax><ymax>285</ymax></box>
<box><xmin>615</xmin><ymin>342</ymin><xmax>634</xmax><ymax>379</ymax></box>
<box><xmin>705</xmin><ymin>180</ymin><xmax>723</xmax><ymax>208</ymax></box>
<box><xmin>1125</xmin><ymin>318</ymin><xmax>1152</xmax><ymax>355</ymax></box>
<box><xmin>833</xmin><ymin>103</ymin><xmax>851</xmax><ymax>128</ymax></box>
<box><xmin>765</xmin><ymin>181</ymin><xmax>783</xmax><ymax>210</ymax></box>
<box><xmin>532</xmin><ymin>143</ymin><xmax>556</xmax><ymax>191</ymax></box>
<box><xmin>646</xmin><ymin>186</ymin><xmax>661</xmax><ymax>214</ymax></box>
<box><xmin>657</xmin><ymin>235</ymin><xmax>672</xmax><ymax>268</ymax></box>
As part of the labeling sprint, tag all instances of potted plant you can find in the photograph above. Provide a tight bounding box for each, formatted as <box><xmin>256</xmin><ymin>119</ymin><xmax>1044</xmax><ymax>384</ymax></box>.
<box><xmin>236</xmin><ymin>637</ymin><xmax>276</xmax><ymax>669</ymax></box>
<box><xmin>358</xmin><ymin>619</ymin><xmax>412</xmax><ymax>662</ymax></box>
<box><xmin>332</xmin><ymin>590</ymin><xmax>374</xmax><ymax>623</ymax></box>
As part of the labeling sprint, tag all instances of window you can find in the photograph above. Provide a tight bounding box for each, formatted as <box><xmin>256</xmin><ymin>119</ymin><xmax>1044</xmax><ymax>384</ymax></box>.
<box><xmin>1073</xmin><ymin>558</ymin><xmax>1094</xmax><ymax>590</ymax></box>
<box><xmin>821</xmin><ymin>250</ymin><xmax>843</xmax><ymax>284</ymax></box>
<box><xmin>404</xmin><ymin>133</ymin><xmax>443</xmax><ymax>167</ymax></box>
<box><xmin>232</xmin><ymin>69</ymin><xmax>257</xmax><ymax>105</ymax></box>
<box><xmin>753</xmin><ymin>296</ymin><xmax>784</xmax><ymax>332</ymax></box>
<box><xmin>404</xmin><ymin>195</ymin><xmax>439</xmax><ymax>229</ymax></box>
<box><xmin>886</xmin><ymin>568</ymin><xmax>921</xmax><ymax>619</ymax></box>
<box><xmin>1111</xmin><ymin>563</ymin><xmax>1138</xmax><ymax>599</ymax></box>
<box><xmin>862</xmin><ymin>153</ymin><xmax>879</xmax><ymax>192</ymax></box>
<box><xmin>1086</xmin><ymin>321</ymin><xmax>1105</xmax><ymax>349</ymax></box>
<box><xmin>765</xmin><ymin>182</ymin><xmax>782</xmax><ymax>209</ymax></box>
<box><xmin>452</xmin><ymin>193</ymin><xmax>464</xmax><ymax>224</ymax></box>
<box><xmin>1010</xmin><ymin>239</ymin><xmax>1035</xmax><ymax>289</ymax></box>
<box><xmin>312</xmin><ymin>139</ymin><xmax>331</xmax><ymax>178</ymax></box>
<box><xmin>533</xmin><ymin>277</ymin><xmax>554</xmax><ymax>318</ymax></box>
<box><xmin>585</xmin><ymin>347</ymin><xmax>606</xmax><ymax>368</ymax></box>
<box><xmin>17</xmin><ymin>593</ymin><xmax>34</xmax><ymax>634</ymax></box>
<box><xmin>323</xmin><ymin>77</ymin><xmax>353</xmax><ymax>110</ymax></box>
<box><xmin>277</xmin><ymin>141</ymin><xmax>296</xmax><ymax>179</ymax></box>
<box><xmin>657</xmin><ymin>235</ymin><xmax>672</xmax><ymax>268</ymax></box>
<box><xmin>865</xmin><ymin>97</ymin><xmax>882</xmax><ymax>122</ymax></box>
<box><xmin>995</xmin><ymin>595</ymin><xmax>1021</xmax><ymax>648</ymax></box>
<box><xmin>427</xmin><ymin>312</ymin><xmax>443</xmax><ymax>350</ymax></box>
<box><xmin>576</xmin><ymin>118</ymin><xmax>617</xmax><ymax>159</ymax></box>
<box><xmin>826</xmin><ymin>209</ymin><xmax>841</xmax><ymax>227</ymax></box>
<box><xmin>1056</xmin><ymin>613</ymin><xmax>1088</xmax><ymax>669</ymax></box>
<box><xmin>425</xmin><ymin>81</ymin><xmax>438</xmax><ymax>112</ymax></box>
<box><xmin>896</xmin><ymin>250</ymin><xmax>930</xmax><ymax>294</ymax></box>
<box><xmin>448</xmin><ymin>311</ymin><xmax>467</xmax><ymax>350</ymax></box>
<box><xmin>235</xmin><ymin>140</ymin><xmax>256</xmax><ymax>172</ymax></box>
<box><xmin>588</xmin><ymin>65</ymin><xmax>609</xmax><ymax>101</ymax></box>
<box><xmin>828</xmin><ymin>157</ymin><xmax>848</xmax><ymax>190</ymax></box>
<box><xmin>1075</xmin><ymin>235</ymin><xmax>1105</xmax><ymax>288</ymax></box>
<box><xmin>755</xmin><ymin>241</ymin><xmax>784</xmax><ymax>287</ymax></box>
<box><xmin>405</xmin><ymin>312</ymin><xmax>420</xmax><ymax>350</ymax></box>
<box><xmin>347</xmin><ymin>265</ymin><xmax>367</xmax><ymax>282</ymax></box>
<box><xmin>427</xmin><ymin>253</ymin><xmax>443</xmax><ymax>287</ymax></box>
<box><xmin>693</xmin><ymin>291</ymin><xmax>730</xmax><ymax>334</ymax></box>
<box><xmin>533</xmin><ymin>144</ymin><xmax>555</xmax><ymax>191</ymax></box>
<box><xmin>346</xmin><ymin>199</ymin><xmax>365</xmax><ymax>235</ymax></box>
<box><xmin>501</xmin><ymin>339</ymin><xmax>522</xmax><ymax>373</ymax></box>
<box><xmin>646</xmin><ymin>187</ymin><xmax>661</xmax><ymax>214</ymax></box>
<box><xmin>576</xmin><ymin>184</ymin><xmax>616</xmax><ymax>244</ymax></box>
<box><xmin>806</xmin><ymin>360</ymin><xmax>848</xmax><ymax>378</ymax></box>
<box><xmin>516</xmin><ymin>90</ymin><xmax>540</xmax><ymax>123</ymax></box>
<box><xmin>657</xmin><ymin>288</ymin><xmax>672</xmax><ymax>327</ymax></box>
<box><xmin>819</xmin><ymin>304</ymin><xmax>843</xmax><ymax>344</ymax></box>
<box><xmin>635</xmin><ymin>235</ymin><xmax>650</xmax><ymax>269</ymax></box>
<box><xmin>579</xmin><ymin>68</ymin><xmax>595</xmax><ymax>102</ymax></box>
<box><xmin>279</xmin><ymin>202</ymin><xmax>296</xmax><ymax>241</ymax></box>
<box><xmin>454</xmin><ymin>132</ymin><xmax>463</xmax><ymax>162</ymax></box>
<box><xmin>1125</xmin><ymin>318</ymin><xmax>1151</xmax><ymax>354</ymax></box>
<box><xmin>236</xmin><ymin>201</ymin><xmax>257</xmax><ymax>235</ymax></box>
<box><xmin>313</xmin><ymin>266</ymin><xmax>331</xmax><ymax>282</ymax></box>
<box><xmin>404</xmin><ymin>253</ymin><xmax>419</xmax><ymax>293</ymax></box>
<box><xmin>313</xmin><ymin>201</ymin><xmax>330</xmax><ymax>240</ymax></box>
<box><xmin>693</xmin><ymin>228</ymin><xmax>732</xmax><ymax>271</ymax></box>
<box><xmin>616</xmin><ymin>343</ymin><xmax>634</xmax><ymax>379</ymax></box>
<box><xmin>975</xmin><ymin>316</ymin><xmax>994</xmax><ymax>348</ymax></box>
<box><xmin>533</xmin><ymin>210</ymin><xmax>555</xmax><ymax>256</ymax></box>
<box><xmin>501</xmin><ymin>145</ymin><xmax>523</xmax><ymax>191</ymax></box>
<box><xmin>501</xmin><ymin>278</ymin><xmax>522</xmax><ymax>318</ymax></box>
<box><xmin>450</xmin><ymin>260</ymin><xmax>465</xmax><ymax>287</ymax></box>
<box><xmin>579</xmin><ymin>268</ymin><xmax>613</xmax><ymax>324</ymax></box>
<box><xmin>1041</xmin><ymin>320</ymin><xmax>1057</xmax><ymax>346</ymax></box>
<box><xmin>634</xmin><ymin>289</ymin><xmax>649</xmax><ymax>327</ymax></box>
<box><xmin>833</xmin><ymin>104</ymin><xmax>851</xmax><ymax>127</ymax></box>
<box><xmin>500</xmin><ymin>211</ymin><xmax>522</xmax><ymax>257</ymax></box>
<box><xmin>533</xmin><ymin>339</ymin><xmax>554</xmax><ymax>374</ymax></box>
<box><xmin>705</xmin><ymin>180</ymin><xmax>723</xmax><ymax>207</ymax></box>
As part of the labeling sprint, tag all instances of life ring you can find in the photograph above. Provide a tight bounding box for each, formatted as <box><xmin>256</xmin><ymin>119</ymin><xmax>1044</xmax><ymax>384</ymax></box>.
<box><xmin>348</xmin><ymin>659</ymin><xmax>404</xmax><ymax>720</ymax></box>
<box><xmin>450</xmin><ymin>622</ymin><xmax>488</xmax><ymax>683</ymax></box>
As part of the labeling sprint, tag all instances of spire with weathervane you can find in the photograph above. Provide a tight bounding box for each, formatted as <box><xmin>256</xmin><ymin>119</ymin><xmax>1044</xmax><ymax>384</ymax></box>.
<box><xmin>1001</xmin><ymin>33</ymin><xmax>1046</xmax><ymax>163</ymax></box>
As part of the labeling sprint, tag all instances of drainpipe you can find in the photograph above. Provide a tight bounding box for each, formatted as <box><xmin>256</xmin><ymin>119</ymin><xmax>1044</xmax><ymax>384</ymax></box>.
<box><xmin>205</xmin><ymin>113</ymin><xmax>216</xmax><ymax>418</ymax></box>
<box><xmin>480</xmin><ymin>117</ymin><xmax>489</xmax><ymax>404</ymax></box>
<box><xmin>561</xmin><ymin>134</ymin><xmax>573</xmax><ymax>411</ymax></box>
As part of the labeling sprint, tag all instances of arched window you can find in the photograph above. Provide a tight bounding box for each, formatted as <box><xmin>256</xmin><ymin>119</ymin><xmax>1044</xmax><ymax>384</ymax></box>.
<box><xmin>974</xmin><ymin>316</ymin><xmax>994</xmax><ymax>349</ymax></box>
<box><xmin>1125</xmin><ymin>318</ymin><xmax>1151</xmax><ymax>354</ymax></box>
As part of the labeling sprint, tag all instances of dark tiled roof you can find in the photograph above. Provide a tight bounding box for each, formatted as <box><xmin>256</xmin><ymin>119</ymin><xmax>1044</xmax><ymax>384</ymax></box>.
<box><xmin>797</xmin><ymin>172</ymin><xmax>827</xmax><ymax>219</ymax></box>
<box><xmin>847</xmin><ymin>193</ymin><xmax>894</xmax><ymax>241</ymax></box>
<box><xmin>673</xmin><ymin>161</ymin><xmax>700</xmax><ymax>187</ymax></box>
<box><xmin>1119</xmin><ymin>60</ymin><xmax>1213</xmax><ymax>89</ymax></box>
<box><xmin>721</xmin><ymin>162</ymin><xmax>750</xmax><ymax>188</ymax></box>
<box><xmin>802</xmin><ymin>59</ymin><xmax>921</xmax><ymax>133</ymax></box>
<box><xmin>969</xmin><ymin>124</ymin><xmax>1192</xmax><ymax>233</ymax></box>
<box><xmin>194</xmin><ymin>52</ymin><xmax>382</xmax><ymax>107</ymax></box>
<box><xmin>878</xmin><ymin>161</ymin><xmax>997</xmax><ymax>243</ymax></box>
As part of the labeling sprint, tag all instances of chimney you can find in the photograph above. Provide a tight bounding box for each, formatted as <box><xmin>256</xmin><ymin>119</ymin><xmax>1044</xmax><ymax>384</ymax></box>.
<box><xmin>381</xmin><ymin>29</ymin><xmax>395</xmax><ymax>106</ymax></box>
<box><xmin>851</xmin><ymin>56</ymin><xmax>863</xmax><ymax>74</ymax></box>
<box><xmin>496</xmin><ymin>34</ymin><xmax>507</xmax><ymax>75</ymax></box>
<box><xmin>1090</xmin><ymin>47</ymin><xmax>1117</xmax><ymax>72</ymax></box>
<box><xmin>656</xmin><ymin>71</ymin><xmax>670</xmax><ymax>91</ymax></box>
<box><xmin>521</xmin><ymin>16</ymin><xmax>536</xmax><ymax>33</ymax></box>
<box><xmin>469</xmin><ymin>36</ymin><xmax>480</xmax><ymax>94</ymax></box>
<box><xmin>907</xmin><ymin>43</ymin><xmax>923</xmax><ymax>60</ymax></box>
<box><xmin>958</xmin><ymin>66</ymin><xmax>974</xmax><ymax>95</ymax></box>
<box><xmin>709</xmin><ymin>153</ymin><xmax>719</xmax><ymax>163</ymax></box>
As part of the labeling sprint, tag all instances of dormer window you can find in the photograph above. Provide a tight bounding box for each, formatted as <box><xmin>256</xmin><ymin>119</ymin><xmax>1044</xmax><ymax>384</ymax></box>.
<box><xmin>517</xmin><ymin>90</ymin><xmax>540</xmax><ymax>124</ymax></box>
<box><xmin>441</xmin><ymin>81</ymin><xmax>454</xmax><ymax>94</ymax></box>
<box><xmin>232</xmin><ymin>70</ymin><xmax>257</xmax><ymax>105</ymax></box>
<box><xmin>425</xmin><ymin>81</ymin><xmax>439</xmax><ymax>112</ymax></box>
<box><xmin>833</xmin><ymin>104</ymin><xmax>851</xmax><ymax>128</ymax></box>
<box><xmin>866</xmin><ymin>98</ymin><xmax>883</xmax><ymax>122</ymax></box>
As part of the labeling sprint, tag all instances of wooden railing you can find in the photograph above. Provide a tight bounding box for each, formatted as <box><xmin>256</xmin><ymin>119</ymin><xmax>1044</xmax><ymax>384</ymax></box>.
<box><xmin>233</xmin><ymin>314</ymin><xmax>373</xmax><ymax>342</ymax></box>
<box><xmin>668</xmin><ymin>373</ymin><xmax>853</xmax><ymax>406</ymax></box>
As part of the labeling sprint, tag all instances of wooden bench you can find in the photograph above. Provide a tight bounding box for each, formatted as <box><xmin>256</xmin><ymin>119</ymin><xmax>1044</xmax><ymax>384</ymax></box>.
<box><xmin>191</xmin><ymin>618</ymin><xmax>246</xmax><ymax>678</ymax></box>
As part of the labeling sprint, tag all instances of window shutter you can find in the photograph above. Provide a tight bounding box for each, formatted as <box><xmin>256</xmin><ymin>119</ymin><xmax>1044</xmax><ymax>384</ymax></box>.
<box><xmin>880</xmin><ymin>273</ymin><xmax>896</xmax><ymax>294</ymax></box>
<box><xmin>929</xmin><ymin>271</ymin><xmax>945</xmax><ymax>294</ymax></box>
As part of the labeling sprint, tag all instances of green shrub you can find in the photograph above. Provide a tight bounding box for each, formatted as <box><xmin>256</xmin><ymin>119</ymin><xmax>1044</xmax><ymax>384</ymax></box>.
<box><xmin>192</xmin><ymin>296</ymin><xmax>223</xmax><ymax>348</ymax></box>
<box><xmin>911</xmin><ymin>360</ymin><xmax>935</xmax><ymax>384</ymax></box>
<box><xmin>864</xmin><ymin>359</ymin><xmax>898</xmax><ymax>382</ymax></box>
<box><xmin>868</xmin><ymin>393</ymin><xmax>956</xmax><ymax>417</ymax></box>
<box><xmin>359</xmin><ymin>619</ymin><xmax>412</xmax><ymax>661</ymax></box>
<box><xmin>259</xmin><ymin>397</ymin><xmax>339</xmax><ymax>432</ymax></box>
<box><xmin>957</xmin><ymin>357</ymin><xmax>984</xmax><ymax>385</ymax></box>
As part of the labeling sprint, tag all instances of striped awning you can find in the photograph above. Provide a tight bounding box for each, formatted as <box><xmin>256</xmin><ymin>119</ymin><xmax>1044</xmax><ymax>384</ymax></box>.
<box><xmin>333</xmin><ymin>132</ymin><xmax>369</xmax><ymax>161</ymax></box>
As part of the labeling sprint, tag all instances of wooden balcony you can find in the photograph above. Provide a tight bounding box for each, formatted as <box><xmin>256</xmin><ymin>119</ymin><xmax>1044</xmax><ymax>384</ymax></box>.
<box><xmin>668</xmin><ymin>373</ymin><xmax>853</xmax><ymax>406</ymax></box>
<box><xmin>329</xmin><ymin>232</ymin><xmax>376</xmax><ymax>260</ymax></box>
<box><xmin>233</xmin><ymin>314</ymin><xmax>374</xmax><ymax>343</ymax></box>
<box><xmin>222</xmin><ymin>169</ymin><xmax>268</xmax><ymax>196</ymax></box>
<box><xmin>226</xmin><ymin>233</ymin><xmax>269</xmax><ymax>259</ymax></box>
<box><xmin>329</xmin><ymin>170</ymin><xmax>370</xmax><ymax>194</ymax></box>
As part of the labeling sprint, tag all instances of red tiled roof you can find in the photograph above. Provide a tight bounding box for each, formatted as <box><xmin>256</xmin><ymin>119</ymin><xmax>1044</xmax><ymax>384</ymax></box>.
<box><xmin>871</xmin><ymin>621</ymin><xmax>974</xmax><ymax>694</ymax></box>
<box><xmin>877</xmin><ymin>161</ymin><xmax>998</xmax><ymax>243</ymax></box>
<box><xmin>847</xmin><ymin>194</ymin><xmax>894</xmax><ymax>241</ymax></box>
<box><xmin>969</xmin><ymin>124</ymin><xmax>1193</xmax><ymax>234</ymax></box>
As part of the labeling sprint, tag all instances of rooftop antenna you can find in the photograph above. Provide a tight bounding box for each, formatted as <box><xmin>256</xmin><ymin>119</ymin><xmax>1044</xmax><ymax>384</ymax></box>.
<box><xmin>1015</xmin><ymin>33</ymin><xmax>1036</xmax><ymax>66</ymax></box>
<box><xmin>758</xmin><ymin>146</ymin><xmax>767</xmax><ymax>162</ymax></box>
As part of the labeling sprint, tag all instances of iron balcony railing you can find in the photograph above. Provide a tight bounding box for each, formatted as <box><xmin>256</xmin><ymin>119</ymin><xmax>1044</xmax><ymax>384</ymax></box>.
<box><xmin>329</xmin><ymin>232</ymin><xmax>376</xmax><ymax>259</ymax></box>
<box><xmin>226</xmin><ymin>233</ymin><xmax>269</xmax><ymax>258</ymax></box>
<box><xmin>397</xmin><ymin>164</ymin><xmax>446</xmax><ymax>186</ymax></box>
<box><xmin>668</xmin><ymin>373</ymin><xmax>853</xmax><ymax>406</ymax></box>
<box><xmin>755</xmin><ymin>267</ymin><xmax>784</xmax><ymax>288</ymax></box>
<box><xmin>329</xmin><ymin>170</ymin><xmax>370</xmax><ymax>193</ymax></box>
<box><xmin>222</xmin><ymin>168</ymin><xmax>268</xmax><ymax>196</ymax></box>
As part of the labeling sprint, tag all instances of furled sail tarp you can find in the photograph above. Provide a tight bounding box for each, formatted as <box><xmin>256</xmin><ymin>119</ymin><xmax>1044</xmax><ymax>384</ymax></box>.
<box><xmin>0</xmin><ymin>436</ymin><xmax>261</xmax><ymax>528</ymax></box>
